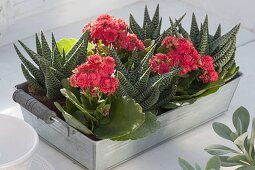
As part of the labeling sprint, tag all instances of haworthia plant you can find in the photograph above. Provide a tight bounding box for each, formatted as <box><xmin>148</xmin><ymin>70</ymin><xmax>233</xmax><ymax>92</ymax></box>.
<box><xmin>176</xmin><ymin>13</ymin><xmax>240</xmax><ymax>82</ymax></box>
<box><xmin>179</xmin><ymin>107</ymin><xmax>255</xmax><ymax>170</ymax></box>
<box><xmin>129</xmin><ymin>4</ymin><xmax>162</xmax><ymax>41</ymax></box>
<box><xmin>14</xmin><ymin>30</ymin><xmax>90</xmax><ymax>101</ymax></box>
<box><xmin>110</xmin><ymin>45</ymin><xmax>179</xmax><ymax>111</ymax></box>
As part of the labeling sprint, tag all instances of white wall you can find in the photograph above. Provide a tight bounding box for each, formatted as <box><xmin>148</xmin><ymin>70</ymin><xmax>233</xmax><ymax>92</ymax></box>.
<box><xmin>0</xmin><ymin>0</ymin><xmax>142</xmax><ymax>47</ymax></box>
<box><xmin>180</xmin><ymin>0</ymin><xmax>255</xmax><ymax>32</ymax></box>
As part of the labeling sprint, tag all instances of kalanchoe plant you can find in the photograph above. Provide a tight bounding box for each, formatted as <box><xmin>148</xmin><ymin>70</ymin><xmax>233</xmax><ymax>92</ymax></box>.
<box><xmin>54</xmin><ymin>54</ymin><xmax>160</xmax><ymax>140</ymax></box>
<box><xmin>178</xmin><ymin>107</ymin><xmax>255</xmax><ymax>170</ymax></box>
<box><xmin>14</xmin><ymin>30</ymin><xmax>90</xmax><ymax>101</ymax></box>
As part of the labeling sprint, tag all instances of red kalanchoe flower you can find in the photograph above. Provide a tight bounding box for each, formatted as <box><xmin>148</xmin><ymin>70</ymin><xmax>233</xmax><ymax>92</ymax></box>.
<box><xmin>149</xmin><ymin>53</ymin><xmax>171</xmax><ymax>74</ymax></box>
<box><xmin>69</xmin><ymin>54</ymin><xmax>118</xmax><ymax>95</ymax></box>
<box><xmin>83</xmin><ymin>14</ymin><xmax>144</xmax><ymax>52</ymax></box>
<box><xmin>99</xmin><ymin>77</ymin><xmax>119</xmax><ymax>95</ymax></box>
<box><xmin>150</xmin><ymin>36</ymin><xmax>218</xmax><ymax>83</ymax></box>
<box><xmin>199</xmin><ymin>56</ymin><xmax>218</xmax><ymax>83</ymax></box>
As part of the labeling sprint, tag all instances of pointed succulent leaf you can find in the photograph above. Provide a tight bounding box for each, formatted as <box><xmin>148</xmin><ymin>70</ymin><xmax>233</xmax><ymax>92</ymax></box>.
<box><xmin>152</xmin><ymin>17</ymin><xmax>162</xmax><ymax>40</ymax></box>
<box><xmin>198</xmin><ymin>15</ymin><xmax>209</xmax><ymax>55</ymax></box>
<box><xmin>113</xmin><ymin>112</ymin><xmax>160</xmax><ymax>140</ymax></box>
<box><xmin>94</xmin><ymin>96</ymin><xmax>145</xmax><ymax>139</ymax></box>
<box><xmin>214</xmin><ymin>38</ymin><xmax>236</xmax><ymax>68</ymax></box>
<box><xmin>129</xmin><ymin>14</ymin><xmax>145</xmax><ymax>40</ymax></box>
<box><xmin>210</xmin><ymin>24</ymin><xmax>240</xmax><ymax>54</ymax></box>
<box><xmin>213</xmin><ymin>24</ymin><xmax>222</xmax><ymax>41</ymax></box>
<box><xmin>45</xmin><ymin>66</ymin><xmax>63</xmax><ymax>101</ymax></box>
<box><xmin>190</xmin><ymin>13</ymin><xmax>200</xmax><ymax>49</ymax></box>
<box><xmin>145</xmin><ymin>23</ymin><xmax>153</xmax><ymax>39</ymax></box>
<box><xmin>143</xmin><ymin>5</ymin><xmax>151</xmax><ymax>29</ymax></box>
<box><xmin>40</xmin><ymin>31</ymin><xmax>52</xmax><ymax>61</ymax></box>
<box><xmin>35</xmin><ymin>33</ymin><xmax>42</xmax><ymax>56</ymax></box>
<box><xmin>110</xmin><ymin>48</ymin><xmax>129</xmax><ymax>78</ymax></box>
<box><xmin>151</xmin><ymin>4</ymin><xmax>160</xmax><ymax>29</ymax></box>
<box><xmin>151</xmin><ymin>83</ymin><xmax>177</xmax><ymax>110</ymax></box>
<box><xmin>212</xmin><ymin>39</ymin><xmax>232</xmax><ymax>61</ymax></box>
<box><xmin>134</xmin><ymin>67</ymin><xmax>150</xmax><ymax>92</ymax></box>
<box><xmin>205</xmin><ymin>144</ymin><xmax>239</xmax><ymax>155</ymax></box>
<box><xmin>117</xmin><ymin>71</ymin><xmax>138</xmax><ymax>98</ymax></box>
<box><xmin>232</xmin><ymin>106</ymin><xmax>250</xmax><ymax>135</ymax></box>
<box><xmin>140</xmin><ymin>85</ymin><xmax>160</xmax><ymax>110</ymax></box>
<box><xmin>54</xmin><ymin>102</ymin><xmax>93</xmax><ymax>135</ymax></box>
<box><xmin>14</xmin><ymin>44</ymin><xmax>45</xmax><ymax>85</ymax></box>
<box><xmin>18</xmin><ymin>40</ymin><xmax>41</xmax><ymax>66</ymax></box>
<box><xmin>219</xmin><ymin>54</ymin><xmax>235</xmax><ymax>79</ymax></box>
<box><xmin>115</xmin><ymin>84</ymin><xmax>129</xmax><ymax>97</ymax></box>
<box><xmin>135</xmin><ymin>77</ymin><xmax>162</xmax><ymax>103</ymax></box>
<box><xmin>65</xmin><ymin>30</ymin><xmax>89</xmax><ymax>59</ymax></box>
<box><xmin>128</xmin><ymin>64</ymin><xmax>137</xmax><ymax>85</ymax></box>
<box><xmin>21</xmin><ymin>64</ymin><xmax>46</xmax><ymax>93</ymax></box>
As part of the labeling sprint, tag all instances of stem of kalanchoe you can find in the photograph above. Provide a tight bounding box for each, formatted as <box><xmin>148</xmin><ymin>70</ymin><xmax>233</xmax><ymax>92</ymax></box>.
<box><xmin>239</xmin><ymin>145</ymin><xmax>255</xmax><ymax>165</ymax></box>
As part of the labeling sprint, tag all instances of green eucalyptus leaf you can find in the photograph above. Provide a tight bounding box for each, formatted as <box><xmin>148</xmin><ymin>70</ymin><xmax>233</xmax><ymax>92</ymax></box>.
<box><xmin>205</xmin><ymin>144</ymin><xmax>239</xmax><ymax>155</ymax></box>
<box><xmin>194</xmin><ymin>164</ymin><xmax>201</xmax><ymax>170</ymax></box>
<box><xmin>113</xmin><ymin>112</ymin><xmax>160</xmax><ymax>141</ymax></box>
<box><xmin>234</xmin><ymin>132</ymin><xmax>248</xmax><ymax>146</ymax></box>
<box><xmin>57</xmin><ymin>38</ymin><xmax>78</xmax><ymax>55</ymax></box>
<box><xmin>236</xmin><ymin>166</ymin><xmax>255</xmax><ymax>170</ymax></box>
<box><xmin>227</xmin><ymin>154</ymin><xmax>249</xmax><ymax>164</ymax></box>
<box><xmin>233</xmin><ymin>106</ymin><xmax>250</xmax><ymax>135</ymax></box>
<box><xmin>94</xmin><ymin>96</ymin><xmax>145</xmax><ymax>139</ymax></box>
<box><xmin>178</xmin><ymin>158</ymin><xmax>195</xmax><ymax>170</ymax></box>
<box><xmin>205</xmin><ymin>156</ymin><xmax>221</xmax><ymax>170</ymax></box>
<box><xmin>249</xmin><ymin>118</ymin><xmax>255</xmax><ymax>157</ymax></box>
<box><xmin>213</xmin><ymin>122</ymin><xmax>233</xmax><ymax>141</ymax></box>
<box><xmin>54</xmin><ymin>102</ymin><xmax>93</xmax><ymax>135</ymax></box>
<box><xmin>219</xmin><ymin>156</ymin><xmax>245</xmax><ymax>167</ymax></box>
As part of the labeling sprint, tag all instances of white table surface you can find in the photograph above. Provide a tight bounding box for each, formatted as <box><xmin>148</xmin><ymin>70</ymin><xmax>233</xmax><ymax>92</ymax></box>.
<box><xmin>1</xmin><ymin>0</ymin><xmax>255</xmax><ymax>169</ymax></box>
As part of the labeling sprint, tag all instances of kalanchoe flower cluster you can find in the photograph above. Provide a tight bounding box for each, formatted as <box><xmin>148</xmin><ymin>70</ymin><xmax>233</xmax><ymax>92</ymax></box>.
<box><xmin>199</xmin><ymin>56</ymin><xmax>218</xmax><ymax>83</ymax></box>
<box><xmin>70</xmin><ymin>54</ymin><xmax>118</xmax><ymax>95</ymax></box>
<box><xmin>83</xmin><ymin>14</ymin><xmax>145</xmax><ymax>52</ymax></box>
<box><xmin>149</xmin><ymin>36</ymin><xmax>218</xmax><ymax>83</ymax></box>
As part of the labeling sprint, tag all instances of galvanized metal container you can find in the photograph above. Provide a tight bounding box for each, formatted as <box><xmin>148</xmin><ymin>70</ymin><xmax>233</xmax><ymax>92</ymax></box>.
<box><xmin>13</xmin><ymin>74</ymin><xmax>241</xmax><ymax>170</ymax></box>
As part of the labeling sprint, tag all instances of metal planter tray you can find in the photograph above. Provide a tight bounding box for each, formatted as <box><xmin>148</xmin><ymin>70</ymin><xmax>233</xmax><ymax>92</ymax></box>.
<box><xmin>13</xmin><ymin>74</ymin><xmax>241</xmax><ymax>170</ymax></box>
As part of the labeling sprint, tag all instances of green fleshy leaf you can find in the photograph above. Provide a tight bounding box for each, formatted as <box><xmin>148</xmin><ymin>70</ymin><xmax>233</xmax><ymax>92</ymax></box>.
<box><xmin>205</xmin><ymin>156</ymin><xmax>221</xmax><ymax>170</ymax></box>
<box><xmin>178</xmin><ymin>158</ymin><xmax>195</xmax><ymax>170</ymax></box>
<box><xmin>113</xmin><ymin>112</ymin><xmax>160</xmax><ymax>141</ymax></box>
<box><xmin>94</xmin><ymin>96</ymin><xmax>145</xmax><ymax>139</ymax></box>
<box><xmin>162</xmin><ymin>86</ymin><xmax>220</xmax><ymax>109</ymax></box>
<box><xmin>212</xmin><ymin>122</ymin><xmax>233</xmax><ymax>141</ymax></box>
<box><xmin>57</xmin><ymin>38</ymin><xmax>78</xmax><ymax>56</ymax></box>
<box><xmin>205</xmin><ymin>144</ymin><xmax>238</xmax><ymax>155</ymax></box>
<box><xmin>54</xmin><ymin>102</ymin><xmax>93</xmax><ymax>135</ymax></box>
<box><xmin>60</xmin><ymin>89</ymin><xmax>98</xmax><ymax>123</ymax></box>
<box><xmin>232</xmin><ymin>106</ymin><xmax>250</xmax><ymax>135</ymax></box>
